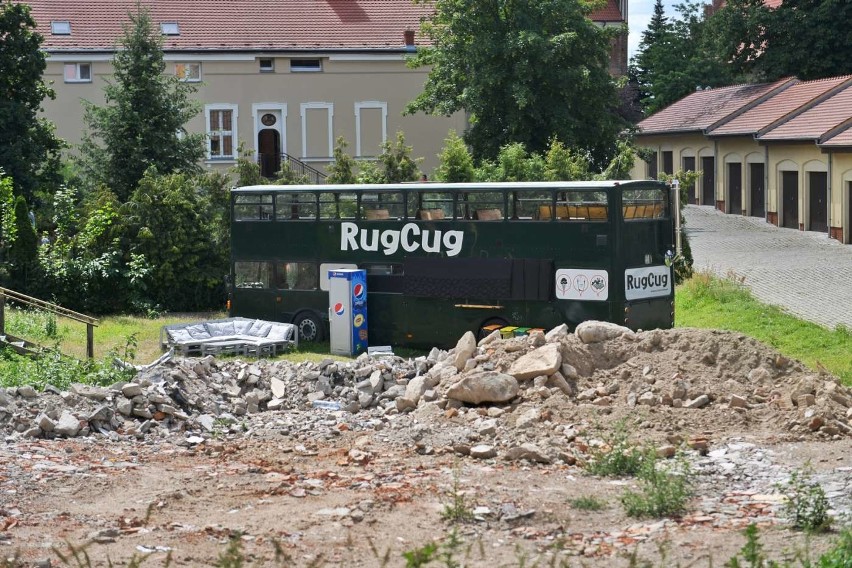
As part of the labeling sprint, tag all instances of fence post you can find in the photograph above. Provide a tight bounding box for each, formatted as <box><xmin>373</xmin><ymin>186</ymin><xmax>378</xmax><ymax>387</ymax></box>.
<box><xmin>87</xmin><ymin>323</ymin><xmax>94</xmax><ymax>359</ymax></box>
<box><xmin>0</xmin><ymin>292</ymin><xmax>5</xmax><ymax>336</ymax></box>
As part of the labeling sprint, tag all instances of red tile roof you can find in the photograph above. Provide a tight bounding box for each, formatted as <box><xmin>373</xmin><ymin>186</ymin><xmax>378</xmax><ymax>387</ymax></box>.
<box><xmin>637</xmin><ymin>78</ymin><xmax>792</xmax><ymax>135</ymax></box>
<box><xmin>820</xmin><ymin>125</ymin><xmax>852</xmax><ymax>147</ymax></box>
<box><xmin>709</xmin><ymin>76</ymin><xmax>852</xmax><ymax>136</ymax></box>
<box><xmin>758</xmin><ymin>83</ymin><xmax>852</xmax><ymax>141</ymax></box>
<box><xmin>27</xmin><ymin>0</ymin><xmax>624</xmax><ymax>52</ymax></box>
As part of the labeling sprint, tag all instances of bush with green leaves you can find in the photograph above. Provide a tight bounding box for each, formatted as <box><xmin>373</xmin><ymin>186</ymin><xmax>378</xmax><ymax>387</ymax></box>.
<box><xmin>434</xmin><ymin>130</ymin><xmax>475</xmax><ymax>183</ymax></box>
<box><xmin>621</xmin><ymin>451</ymin><xmax>693</xmax><ymax>518</ymax></box>
<box><xmin>584</xmin><ymin>422</ymin><xmax>647</xmax><ymax>478</ymax></box>
<box><xmin>779</xmin><ymin>464</ymin><xmax>831</xmax><ymax>532</ymax></box>
<box><xmin>326</xmin><ymin>136</ymin><xmax>358</xmax><ymax>184</ymax></box>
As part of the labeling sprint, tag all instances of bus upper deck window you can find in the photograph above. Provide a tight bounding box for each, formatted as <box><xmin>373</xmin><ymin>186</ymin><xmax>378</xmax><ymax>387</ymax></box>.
<box><xmin>276</xmin><ymin>193</ymin><xmax>317</xmax><ymax>220</ymax></box>
<box><xmin>361</xmin><ymin>192</ymin><xmax>404</xmax><ymax>220</ymax></box>
<box><xmin>555</xmin><ymin>190</ymin><xmax>608</xmax><ymax>222</ymax></box>
<box><xmin>458</xmin><ymin>191</ymin><xmax>504</xmax><ymax>221</ymax></box>
<box><xmin>512</xmin><ymin>191</ymin><xmax>552</xmax><ymax>220</ymax></box>
<box><xmin>622</xmin><ymin>188</ymin><xmax>667</xmax><ymax>221</ymax></box>
<box><xmin>234</xmin><ymin>194</ymin><xmax>273</xmax><ymax>221</ymax></box>
<box><xmin>410</xmin><ymin>192</ymin><xmax>453</xmax><ymax>220</ymax></box>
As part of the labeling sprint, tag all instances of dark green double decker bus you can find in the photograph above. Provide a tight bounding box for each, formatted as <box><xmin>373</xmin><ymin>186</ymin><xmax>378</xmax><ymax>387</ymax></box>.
<box><xmin>228</xmin><ymin>181</ymin><xmax>676</xmax><ymax>348</ymax></box>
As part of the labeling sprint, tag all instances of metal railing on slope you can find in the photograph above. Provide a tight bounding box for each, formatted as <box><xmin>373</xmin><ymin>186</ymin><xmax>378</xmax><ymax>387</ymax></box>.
<box><xmin>258</xmin><ymin>152</ymin><xmax>327</xmax><ymax>184</ymax></box>
<box><xmin>0</xmin><ymin>286</ymin><xmax>99</xmax><ymax>359</ymax></box>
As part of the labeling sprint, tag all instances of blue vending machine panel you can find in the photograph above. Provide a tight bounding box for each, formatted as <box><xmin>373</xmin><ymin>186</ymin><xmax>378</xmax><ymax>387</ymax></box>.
<box><xmin>328</xmin><ymin>269</ymin><xmax>368</xmax><ymax>356</ymax></box>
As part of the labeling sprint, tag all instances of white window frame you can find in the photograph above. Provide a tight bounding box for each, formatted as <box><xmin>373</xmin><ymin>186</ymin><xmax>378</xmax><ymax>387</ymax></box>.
<box><xmin>252</xmin><ymin>103</ymin><xmax>288</xmax><ymax>159</ymax></box>
<box><xmin>205</xmin><ymin>104</ymin><xmax>239</xmax><ymax>161</ymax></box>
<box><xmin>175</xmin><ymin>62</ymin><xmax>201</xmax><ymax>82</ymax></box>
<box><xmin>290</xmin><ymin>58</ymin><xmax>322</xmax><ymax>72</ymax></box>
<box><xmin>51</xmin><ymin>21</ymin><xmax>71</xmax><ymax>35</ymax></box>
<box><xmin>354</xmin><ymin>101</ymin><xmax>388</xmax><ymax>158</ymax></box>
<box><xmin>64</xmin><ymin>62</ymin><xmax>92</xmax><ymax>83</ymax></box>
<box><xmin>259</xmin><ymin>58</ymin><xmax>275</xmax><ymax>73</ymax></box>
<box><xmin>300</xmin><ymin>102</ymin><xmax>334</xmax><ymax>161</ymax></box>
<box><xmin>160</xmin><ymin>22</ymin><xmax>180</xmax><ymax>36</ymax></box>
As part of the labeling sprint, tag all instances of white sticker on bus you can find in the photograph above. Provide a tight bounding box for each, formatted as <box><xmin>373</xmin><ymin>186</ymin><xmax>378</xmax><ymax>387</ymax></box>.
<box><xmin>624</xmin><ymin>266</ymin><xmax>671</xmax><ymax>300</ymax></box>
<box><xmin>555</xmin><ymin>269</ymin><xmax>608</xmax><ymax>301</ymax></box>
<box><xmin>340</xmin><ymin>222</ymin><xmax>464</xmax><ymax>257</ymax></box>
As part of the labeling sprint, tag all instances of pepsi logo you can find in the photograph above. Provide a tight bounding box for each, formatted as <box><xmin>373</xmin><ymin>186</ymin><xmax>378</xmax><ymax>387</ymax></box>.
<box><xmin>353</xmin><ymin>283</ymin><xmax>365</xmax><ymax>300</ymax></box>
<box><xmin>333</xmin><ymin>302</ymin><xmax>344</xmax><ymax>316</ymax></box>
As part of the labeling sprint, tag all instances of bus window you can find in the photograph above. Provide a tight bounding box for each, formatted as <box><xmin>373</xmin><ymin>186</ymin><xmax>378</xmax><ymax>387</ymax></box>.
<box><xmin>363</xmin><ymin>263</ymin><xmax>404</xmax><ymax>293</ymax></box>
<box><xmin>275</xmin><ymin>193</ymin><xmax>317</xmax><ymax>220</ymax></box>
<box><xmin>235</xmin><ymin>261</ymin><xmax>273</xmax><ymax>288</ymax></box>
<box><xmin>319</xmin><ymin>193</ymin><xmax>337</xmax><ymax>219</ymax></box>
<box><xmin>276</xmin><ymin>262</ymin><xmax>319</xmax><ymax>290</ymax></box>
<box><xmin>512</xmin><ymin>191</ymin><xmax>552</xmax><ymax>220</ymax></box>
<box><xmin>623</xmin><ymin>188</ymin><xmax>668</xmax><ymax>220</ymax></box>
<box><xmin>318</xmin><ymin>192</ymin><xmax>358</xmax><ymax>219</ymax></box>
<box><xmin>360</xmin><ymin>191</ymin><xmax>404</xmax><ymax>220</ymax></box>
<box><xmin>234</xmin><ymin>194</ymin><xmax>273</xmax><ymax>221</ymax></box>
<box><xmin>555</xmin><ymin>190</ymin><xmax>608</xmax><ymax>222</ymax></box>
<box><xmin>460</xmin><ymin>191</ymin><xmax>504</xmax><ymax>221</ymax></box>
<box><xmin>409</xmin><ymin>191</ymin><xmax>453</xmax><ymax>220</ymax></box>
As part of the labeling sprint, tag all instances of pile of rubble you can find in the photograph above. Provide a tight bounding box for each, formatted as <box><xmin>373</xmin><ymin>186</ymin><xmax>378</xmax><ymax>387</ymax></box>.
<box><xmin>1</xmin><ymin>322</ymin><xmax>850</xmax><ymax>459</ymax></box>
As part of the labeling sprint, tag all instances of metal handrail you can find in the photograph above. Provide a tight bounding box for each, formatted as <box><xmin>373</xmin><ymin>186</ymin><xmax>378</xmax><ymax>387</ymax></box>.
<box><xmin>0</xmin><ymin>286</ymin><xmax>98</xmax><ymax>358</ymax></box>
<box><xmin>258</xmin><ymin>153</ymin><xmax>327</xmax><ymax>184</ymax></box>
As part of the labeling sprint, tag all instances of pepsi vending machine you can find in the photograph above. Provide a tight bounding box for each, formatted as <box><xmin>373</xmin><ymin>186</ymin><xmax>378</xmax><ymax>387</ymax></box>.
<box><xmin>328</xmin><ymin>269</ymin><xmax>368</xmax><ymax>356</ymax></box>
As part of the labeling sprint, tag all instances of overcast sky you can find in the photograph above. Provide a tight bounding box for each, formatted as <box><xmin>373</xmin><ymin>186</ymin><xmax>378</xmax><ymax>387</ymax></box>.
<box><xmin>628</xmin><ymin>0</ymin><xmax>681</xmax><ymax>62</ymax></box>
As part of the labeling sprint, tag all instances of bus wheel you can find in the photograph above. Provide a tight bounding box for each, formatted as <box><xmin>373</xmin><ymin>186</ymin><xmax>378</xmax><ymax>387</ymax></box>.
<box><xmin>477</xmin><ymin>317</ymin><xmax>508</xmax><ymax>341</ymax></box>
<box><xmin>294</xmin><ymin>312</ymin><xmax>324</xmax><ymax>343</ymax></box>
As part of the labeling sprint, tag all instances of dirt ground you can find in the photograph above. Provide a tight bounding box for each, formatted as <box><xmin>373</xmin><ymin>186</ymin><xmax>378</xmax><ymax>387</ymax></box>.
<box><xmin>2</xmin><ymin>325</ymin><xmax>852</xmax><ymax>567</ymax></box>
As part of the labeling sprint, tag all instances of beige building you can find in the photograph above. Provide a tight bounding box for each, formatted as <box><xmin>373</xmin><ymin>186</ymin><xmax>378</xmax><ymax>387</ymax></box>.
<box><xmin>28</xmin><ymin>0</ymin><xmax>628</xmax><ymax>179</ymax></box>
<box><xmin>631</xmin><ymin>75</ymin><xmax>852</xmax><ymax>244</ymax></box>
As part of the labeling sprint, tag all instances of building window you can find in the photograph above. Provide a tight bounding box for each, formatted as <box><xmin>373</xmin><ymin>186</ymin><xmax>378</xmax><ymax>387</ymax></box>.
<box><xmin>291</xmin><ymin>59</ymin><xmax>322</xmax><ymax>72</ymax></box>
<box><xmin>51</xmin><ymin>21</ymin><xmax>71</xmax><ymax>35</ymax></box>
<box><xmin>175</xmin><ymin>62</ymin><xmax>201</xmax><ymax>82</ymax></box>
<box><xmin>64</xmin><ymin>63</ymin><xmax>91</xmax><ymax>83</ymax></box>
<box><xmin>300</xmin><ymin>102</ymin><xmax>333</xmax><ymax>161</ymax></box>
<box><xmin>205</xmin><ymin>104</ymin><xmax>238</xmax><ymax>160</ymax></box>
<box><xmin>354</xmin><ymin>101</ymin><xmax>387</xmax><ymax>158</ymax></box>
<box><xmin>160</xmin><ymin>22</ymin><xmax>180</xmax><ymax>36</ymax></box>
<box><xmin>259</xmin><ymin>58</ymin><xmax>275</xmax><ymax>73</ymax></box>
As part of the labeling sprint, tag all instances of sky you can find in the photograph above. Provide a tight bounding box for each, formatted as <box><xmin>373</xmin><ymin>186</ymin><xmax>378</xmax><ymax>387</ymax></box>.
<box><xmin>627</xmin><ymin>0</ymin><xmax>681</xmax><ymax>62</ymax></box>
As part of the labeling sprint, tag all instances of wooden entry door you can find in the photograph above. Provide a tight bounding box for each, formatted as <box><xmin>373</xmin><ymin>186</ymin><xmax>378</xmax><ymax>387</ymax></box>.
<box><xmin>701</xmin><ymin>157</ymin><xmax>715</xmax><ymax>206</ymax></box>
<box><xmin>683</xmin><ymin>157</ymin><xmax>696</xmax><ymax>204</ymax></box>
<box><xmin>782</xmin><ymin>171</ymin><xmax>799</xmax><ymax>229</ymax></box>
<box><xmin>749</xmin><ymin>163</ymin><xmax>765</xmax><ymax>218</ymax></box>
<box><xmin>728</xmin><ymin>162</ymin><xmax>742</xmax><ymax>214</ymax></box>
<box><xmin>808</xmin><ymin>172</ymin><xmax>828</xmax><ymax>233</ymax></box>
<box><xmin>258</xmin><ymin>129</ymin><xmax>281</xmax><ymax>178</ymax></box>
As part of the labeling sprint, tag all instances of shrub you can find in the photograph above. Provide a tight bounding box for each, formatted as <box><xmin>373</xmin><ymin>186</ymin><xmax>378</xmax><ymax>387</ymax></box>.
<box><xmin>621</xmin><ymin>452</ymin><xmax>693</xmax><ymax>519</ymax></box>
<box><xmin>780</xmin><ymin>464</ymin><xmax>831</xmax><ymax>532</ymax></box>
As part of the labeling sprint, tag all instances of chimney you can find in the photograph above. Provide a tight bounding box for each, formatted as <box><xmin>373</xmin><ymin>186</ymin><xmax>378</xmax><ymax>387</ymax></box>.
<box><xmin>403</xmin><ymin>29</ymin><xmax>415</xmax><ymax>47</ymax></box>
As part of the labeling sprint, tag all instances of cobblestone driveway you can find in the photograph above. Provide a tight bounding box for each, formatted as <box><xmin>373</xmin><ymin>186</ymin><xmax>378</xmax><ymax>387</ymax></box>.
<box><xmin>683</xmin><ymin>205</ymin><xmax>852</xmax><ymax>330</ymax></box>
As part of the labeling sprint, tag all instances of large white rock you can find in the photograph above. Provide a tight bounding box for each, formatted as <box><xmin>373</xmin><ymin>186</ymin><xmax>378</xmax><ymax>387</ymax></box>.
<box><xmin>452</xmin><ymin>331</ymin><xmax>477</xmax><ymax>371</ymax></box>
<box><xmin>446</xmin><ymin>371</ymin><xmax>519</xmax><ymax>404</ymax></box>
<box><xmin>575</xmin><ymin>321</ymin><xmax>634</xmax><ymax>344</ymax></box>
<box><xmin>507</xmin><ymin>343</ymin><xmax>562</xmax><ymax>381</ymax></box>
<box><xmin>55</xmin><ymin>410</ymin><xmax>81</xmax><ymax>437</ymax></box>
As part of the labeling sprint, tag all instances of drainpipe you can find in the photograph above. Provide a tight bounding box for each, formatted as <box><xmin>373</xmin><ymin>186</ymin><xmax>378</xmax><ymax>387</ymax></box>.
<box><xmin>764</xmin><ymin>144</ymin><xmax>770</xmax><ymax>223</ymax></box>
<box><xmin>714</xmin><ymin>139</ymin><xmax>719</xmax><ymax>210</ymax></box>
<box><xmin>827</xmin><ymin>152</ymin><xmax>832</xmax><ymax>238</ymax></box>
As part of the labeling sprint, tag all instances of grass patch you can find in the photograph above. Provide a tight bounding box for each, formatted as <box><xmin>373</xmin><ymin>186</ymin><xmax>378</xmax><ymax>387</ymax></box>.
<box><xmin>569</xmin><ymin>496</ymin><xmax>607</xmax><ymax>511</ymax></box>
<box><xmin>676</xmin><ymin>272</ymin><xmax>852</xmax><ymax>385</ymax></box>
<box><xmin>584</xmin><ymin>421</ymin><xmax>647</xmax><ymax>478</ymax></box>
<box><xmin>621</xmin><ymin>452</ymin><xmax>693</xmax><ymax>519</ymax></box>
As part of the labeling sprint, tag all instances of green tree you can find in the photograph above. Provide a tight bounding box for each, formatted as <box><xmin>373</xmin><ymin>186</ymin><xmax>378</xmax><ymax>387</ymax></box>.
<box><xmin>122</xmin><ymin>169</ymin><xmax>227</xmax><ymax>311</ymax></box>
<box><xmin>405</xmin><ymin>0</ymin><xmax>623</xmax><ymax>166</ymax></box>
<box><xmin>717</xmin><ymin>0</ymin><xmax>852</xmax><ymax>81</ymax></box>
<box><xmin>544</xmin><ymin>138</ymin><xmax>590</xmax><ymax>181</ymax></box>
<box><xmin>79</xmin><ymin>7</ymin><xmax>204</xmax><ymax>201</ymax></box>
<box><xmin>633</xmin><ymin>1</ymin><xmax>739</xmax><ymax>115</ymax></box>
<box><xmin>326</xmin><ymin>137</ymin><xmax>358</xmax><ymax>184</ymax></box>
<box><xmin>0</xmin><ymin>1</ymin><xmax>64</xmax><ymax>201</ymax></box>
<box><xmin>8</xmin><ymin>194</ymin><xmax>37</xmax><ymax>288</ymax></box>
<box><xmin>434</xmin><ymin>130</ymin><xmax>474</xmax><ymax>183</ymax></box>
<box><xmin>376</xmin><ymin>131</ymin><xmax>422</xmax><ymax>183</ymax></box>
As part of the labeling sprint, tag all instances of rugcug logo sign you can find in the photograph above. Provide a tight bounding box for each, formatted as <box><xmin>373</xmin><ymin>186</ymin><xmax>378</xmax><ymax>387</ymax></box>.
<box><xmin>624</xmin><ymin>266</ymin><xmax>671</xmax><ymax>300</ymax></box>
